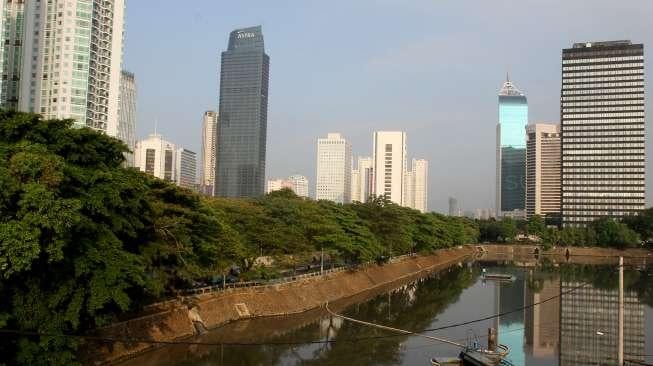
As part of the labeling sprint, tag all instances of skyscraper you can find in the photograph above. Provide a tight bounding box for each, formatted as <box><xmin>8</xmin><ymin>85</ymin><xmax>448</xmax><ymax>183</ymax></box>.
<box><xmin>351</xmin><ymin>157</ymin><xmax>373</xmax><ymax>203</ymax></box>
<box><xmin>411</xmin><ymin>159</ymin><xmax>428</xmax><ymax>213</ymax></box>
<box><xmin>561</xmin><ymin>41</ymin><xmax>645</xmax><ymax>226</ymax></box>
<box><xmin>373</xmin><ymin>131</ymin><xmax>407</xmax><ymax>205</ymax></box>
<box><xmin>134</xmin><ymin>133</ymin><xmax>177</xmax><ymax>183</ymax></box>
<box><xmin>403</xmin><ymin>170</ymin><xmax>414</xmax><ymax>209</ymax></box>
<box><xmin>176</xmin><ymin>148</ymin><xmax>197</xmax><ymax>191</ymax></box>
<box><xmin>0</xmin><ymin>0</ymin><xmax>25</xmax><ymax>110</ymax></box>
<box><xmin>200</xmin><ymin>111</ymin><xmax>218</xmax><ymax>196</ymax></box>
<box><xmin>448</xmin><ymin>197</ymin><xmax>459</xmax><ymax>216</ymax></box>
<box><xmin>215</xmin><ymin>26</ymin><xmax>269</xmax><ymax>198</ymax></box>
<box><xmin>316</xmin><ymin>133</ymin><xmax>352</xmax><ymax>203</ymax></box>
<box><xmin>525</xmin><ymin>123</ymin><xmax>561</xmax><ymax>220</ymax></box>
<box><xmin>117</xmin><ymin>71</ymin><xmax>136</xmax><ymax>167</ymax></box>
<box><xmin>19</xmin><ymin>0</ymin><xmax>125</xmax><ymax>135</ymax></box>
<box><xmin>496</xmin><ymin>76</ymin><xmax>528</xmax><ymax>218</ymax></box>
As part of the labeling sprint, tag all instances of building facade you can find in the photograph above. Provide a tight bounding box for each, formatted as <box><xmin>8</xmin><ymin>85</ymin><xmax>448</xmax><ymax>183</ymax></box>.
<box><xmin>134</xmin><ymin>134</ymin><xmax>177</xmax><ymax>183</ymax></box>
<box><xmin>411</xmin><ymin>159</ymin><xmax>428</xmax><ymax>213</ymax></box>
<box><xmin>19</xmin><ymin>0</ymin><xmax>125</xmax><ymax>135</ymax></box>
<box><xmin>496</xmin><ymin>77</ymin><xmax>528</xmax><ymax>218</ymax></box>
<box><xmin>176</xmin><ymin>148</ymin><xmax>197</xmax><ymax>190</ymax></box>
<box><xmin>267</xmin><ymin>175</ymin><xmax>309</xmax><ymax>197</ymax></box>
<box><xmin>200</xmin><ymin>110</ymin><xmax>218</xmax><ymax>196</ymax></box>
<box><xmin>373</xmin><ymin>131</ymin><xmax>406</xmax><ymax>205</ymax></box>
<box><xmin>351</xmin><ymin>157</ymin><xmax>373</xmax><ymax>203</ymax></box>
<box><xmin>288</xmin><ymin>174</ymin><xmax>309</xmax><ymax>198</ymax></box>
<box><xmin>215</xmin><ymin>26</ymin><xmax>269</xmax><ymax>198</ymax></box>
<box><xmin>448</xmin><ymin>197</ymin><xmax>459</xmax><ymax>216</ymax></box>
<box><xmin>117</xmin><ymin>71</ymin><xmax>136</xmax><ymax>166</ymax></box>
<box><xmin>525</xmin><ymin>123</ymin><xmax>561</xmax><ymax>219</ymax></box>
<box><xmin>0</xmin><ymin>0</ymin><xmax>25</xmax><ymax>110</ymax></box>
<box><xmin>316</xmin><ymin>133</ymin><xmax>352</xmax><ymax>203</ymax></box>
<box><xmin>561</xmin><ymin>41</ymin><xmax>645</xmax><ymax>226</ymax></box>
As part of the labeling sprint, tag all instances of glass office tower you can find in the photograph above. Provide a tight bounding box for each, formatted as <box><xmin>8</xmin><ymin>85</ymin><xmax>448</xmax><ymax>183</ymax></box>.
<box><xmin>215</xmin><ymin>26</ymin><xmax>269</xmax><ymax>198</ymax></box>
<box><xmin>496</xmin><ymin>77</ymin><xmax>528</xmax><ymax>217</ymax></box>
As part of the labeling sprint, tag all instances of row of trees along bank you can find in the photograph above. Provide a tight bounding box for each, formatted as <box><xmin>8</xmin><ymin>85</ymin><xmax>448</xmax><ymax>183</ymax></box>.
<box><xmin>0</xmin><ymin>111</ymin><xmax>477</xmax><ymax>365</ymax></box>
<box><xmin>478</xmin><ymin>211</ymin><xmax>652</xmax><ymax>249</ymax></box>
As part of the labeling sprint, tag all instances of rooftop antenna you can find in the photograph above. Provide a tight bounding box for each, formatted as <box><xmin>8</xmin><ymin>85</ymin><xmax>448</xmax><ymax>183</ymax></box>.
<box><xmin>506</xmin><ymin>72</ymin><xmax>510</xmax><ymax>83</ymax></box>
<box><xmin>154</xmin><ymin>117</ymin><xmax>158</xmax><ymax>136</ymax></box>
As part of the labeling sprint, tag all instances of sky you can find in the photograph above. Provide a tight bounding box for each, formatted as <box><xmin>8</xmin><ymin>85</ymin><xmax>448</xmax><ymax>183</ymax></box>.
<box><xmin>124</xmin><ymin>0</ymin><xmax>653</xmax><ymax>213</ymax></box>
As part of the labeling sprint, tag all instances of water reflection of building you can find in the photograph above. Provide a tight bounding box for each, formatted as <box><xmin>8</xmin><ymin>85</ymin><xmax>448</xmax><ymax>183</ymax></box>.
<box><xmin>495</xmin><ymin>270</ymin><xmax>526</xmax><ymax>366</ymax></box>
<box><xmin>525</xmin><ymin>277</ymin><xmax>560</xmax><ymax>358</ymax></box>
<box><xmin>560</xmin><ymin>282</ymin><xmax>645</xmax><ymax>365</ymax></box>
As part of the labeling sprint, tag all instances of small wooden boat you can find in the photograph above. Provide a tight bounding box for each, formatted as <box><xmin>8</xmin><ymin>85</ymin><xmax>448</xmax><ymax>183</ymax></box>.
<box><xmin>482</xmin><ymin>273</ymin><xmax>516</xmax><ymax>282</ymax></box>
<box><xmin>430</xmin><ymin>357</ymin><xmax>462</xmax><ymax>365</ymax></box>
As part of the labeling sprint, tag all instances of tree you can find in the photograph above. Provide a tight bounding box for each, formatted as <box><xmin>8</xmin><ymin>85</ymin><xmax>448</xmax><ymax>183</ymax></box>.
<box><xmin>526</xmin><ymin>215</ymin><xmax>546</xmax><ymax>238</ymax></box>
<box><xmin>0</xmin><ymin>111</ymin><xmax>244</xmax><ymax>364</ymax></box>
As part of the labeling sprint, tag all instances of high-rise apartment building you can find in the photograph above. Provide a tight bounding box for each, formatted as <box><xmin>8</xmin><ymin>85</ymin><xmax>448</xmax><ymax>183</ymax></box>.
<box><xmin>411</xmin><ymin>159</ymin><xmax>428</xmax><ymax>213</ymax></box>
<box><xmin>117</xmin><ymin>71</ymin><xmax>136</xmax><ymax>166</ymax></box>
<box><xmin>200</xmin><ymin>111</ymin><xmax>218</xmax><ymax>196</ymax></box>
<box><xmin>316</xmin><ymin>133</ymin><xmax>352</xmax><ymax>203</ymax></box>
<box><xmin>373</xmin><ymin>131</ymin><xmax>406</xmax><ymax>205</ymax></box>
<box><xmin>19</xmin><ymin>0</ymin><xmax>125</xmax><ymax>135</ymax></box>
<box><xmin>176</xmin><ymin>148</ymin><xmax>197</xmax><ymax>191</ymax></box>
<box><xmin>496</xmin><ymin>77</ymin><xmax>528</xmax><ymax>218</ymax></box>
<box><xmin>134</xmin><ymin>134</ymin><xmax>177</xmax><ymax>183</ymax></box>
<box><xmin>525</xmin><ymin>123</ymin><xmax>561</xmax><ymax>219</ymax></box>
<box><xmin>0</xmin><ymin>0</ymin><xmax>25</xmax><ymax>110</ymax></box>
<box><xmin>561</xmin><ymin>41</ymin><xmax>645</xmax><ymax>226</ymax></box>
<box><xmin>215</xmin><ymin>26</ymin><xmax>269</xmax><ymax>198</ymax></box>
<box><xmin>351</xmin><ymin>157</ymin><xmax>373</xmax><ymax>203</ymax></box>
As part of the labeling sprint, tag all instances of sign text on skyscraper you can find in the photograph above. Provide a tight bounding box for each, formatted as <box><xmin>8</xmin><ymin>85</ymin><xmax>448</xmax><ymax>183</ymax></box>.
<box><xmin>237</xmin><ymin>32</ymin><xmax>256</xmax><ymax>39</ymax></box>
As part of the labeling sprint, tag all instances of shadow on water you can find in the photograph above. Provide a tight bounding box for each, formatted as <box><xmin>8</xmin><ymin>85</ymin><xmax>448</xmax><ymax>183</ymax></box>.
<box><xmin>117</xmin><ymin>260</ymin><xmax>653</xmax><ymax>366</ymax></box>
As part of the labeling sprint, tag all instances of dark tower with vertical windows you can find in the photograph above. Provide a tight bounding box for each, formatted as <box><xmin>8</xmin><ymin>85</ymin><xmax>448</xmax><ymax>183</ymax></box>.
<box><xmin>215</xmin><ymin>26</ymin><xmax>269</xmax><ymax>197</ymax></box>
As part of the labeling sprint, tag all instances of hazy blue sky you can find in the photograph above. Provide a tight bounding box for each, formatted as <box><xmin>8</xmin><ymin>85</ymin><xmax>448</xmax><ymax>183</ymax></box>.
<box><xmin>124</xmin><ymin>0</ymin><xmax>653</xmax><ymax>213</ymax></box>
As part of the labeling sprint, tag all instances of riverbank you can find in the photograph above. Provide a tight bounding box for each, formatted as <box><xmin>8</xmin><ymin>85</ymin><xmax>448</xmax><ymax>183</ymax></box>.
<box><xmin>87</xmin><ymin>246</ymin><xmax>475</xmax><ymax>365</ymax></box>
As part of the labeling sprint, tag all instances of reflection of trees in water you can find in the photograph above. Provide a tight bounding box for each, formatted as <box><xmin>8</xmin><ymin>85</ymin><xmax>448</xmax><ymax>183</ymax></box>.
<box><xmin>297</xmin><ymin>265</ymin><xmax>476</xmax><ymax>366</ymax></box>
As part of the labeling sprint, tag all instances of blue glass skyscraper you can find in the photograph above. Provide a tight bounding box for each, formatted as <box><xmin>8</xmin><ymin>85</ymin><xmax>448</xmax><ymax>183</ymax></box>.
<box><xmin>496</xmin><ymin>76</ymin><xmax>528</xmax><ymax>216</ymax></box>
<box><xmin>215</xmin><ymin>26</ymin><xmax>269</xmax><ymax>197</ymax></box>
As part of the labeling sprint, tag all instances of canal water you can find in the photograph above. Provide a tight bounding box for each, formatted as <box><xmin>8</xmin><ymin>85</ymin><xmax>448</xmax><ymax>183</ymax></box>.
<box><xmin>120</xmin><ymin>261</ymin><xmax>653</xmax><ymax>366</ymax></box>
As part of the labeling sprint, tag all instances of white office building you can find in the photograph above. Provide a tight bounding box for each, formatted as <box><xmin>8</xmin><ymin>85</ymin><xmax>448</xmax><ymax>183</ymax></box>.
<box><xmin>200</xmin><ymin>111</ymin><xmax>218</xmax><ymax>195</ymax></box>
<box><xmin>18</xmin><ymin>0</ymin><xmax>125</xmax><ymax>135</ymax></box>
<box><xmin>373</xmin><ymin>131</ymin><xmax>406</xmax><ymax>205</ymax></box>
<box><xmin>288</xmin><ymin>175</ymin><xmax>309</xmax><ymax>198</ymax></box>
<box><xmin>134</xmin><ymin>133</ymin><xmax>177</xmax><ymax>183</ymax></box>
<box><xmin>411</xmin><ymin>159</ymin><xmax>428</xmax><ymax>213</ymax></box>
<box><xmin>351</xmin><ymin>157</ymin><xmax>373</xmax><ymax>203</ymax></box>
<box><xmin>316</xmin><ymin>133</ymin><xmax>352</xmax><ymax>203</ymax></box>
<box><xmin>267</xmin><ymin>175</ymin><xmax>309</xmax><ymax>198</ymax></box>
<box><xmin>176</xmin><ymin>148</ymin><xmax>197</xmax><ymax>190</ymax></box>
<box><xmin>526</xmin><ymin>123</ymin><xmax>561</xmax><ymax>219</ymax></box>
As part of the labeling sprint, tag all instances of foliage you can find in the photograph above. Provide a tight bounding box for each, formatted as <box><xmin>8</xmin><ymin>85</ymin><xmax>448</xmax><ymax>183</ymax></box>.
<box><xmin>0</xmin><ymin>111</ymin><xmax>480</xmax><ymax>364</ymax></box>
<box><xmin>478</xmin><ymin>214</ymin><xmax>643</xmax><ymax>249</ymax></box>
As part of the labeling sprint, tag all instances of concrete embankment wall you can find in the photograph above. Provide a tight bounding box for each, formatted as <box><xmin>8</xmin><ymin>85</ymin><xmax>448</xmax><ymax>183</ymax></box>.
<box><xmin>477</xmin><ymin>244</ymin><xmax>652</xmax><ymax>266</ymax></box>
<box><xmin>91</xmin><ymin>246</ymin><xmax>474</xmax><ymax>365</ymax></box>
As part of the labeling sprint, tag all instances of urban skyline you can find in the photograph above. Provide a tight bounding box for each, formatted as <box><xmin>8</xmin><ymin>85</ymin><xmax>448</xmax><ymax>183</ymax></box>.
<box><xmin>123</xmin><ymin>1</ymin><xmax>653</xmax><ymax>213</ymax></box>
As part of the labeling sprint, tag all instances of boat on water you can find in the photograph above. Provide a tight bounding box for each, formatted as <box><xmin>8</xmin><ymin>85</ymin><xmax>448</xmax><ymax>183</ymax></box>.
<box><xmin>431</xmin><ymin>339</ymin><xmax>510</xmax><ymax>366</ymax></box>
<box><xmin>481</xmin><ymin>269</ymin><xmax>516</xmax><ymax>282</ymax></box>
